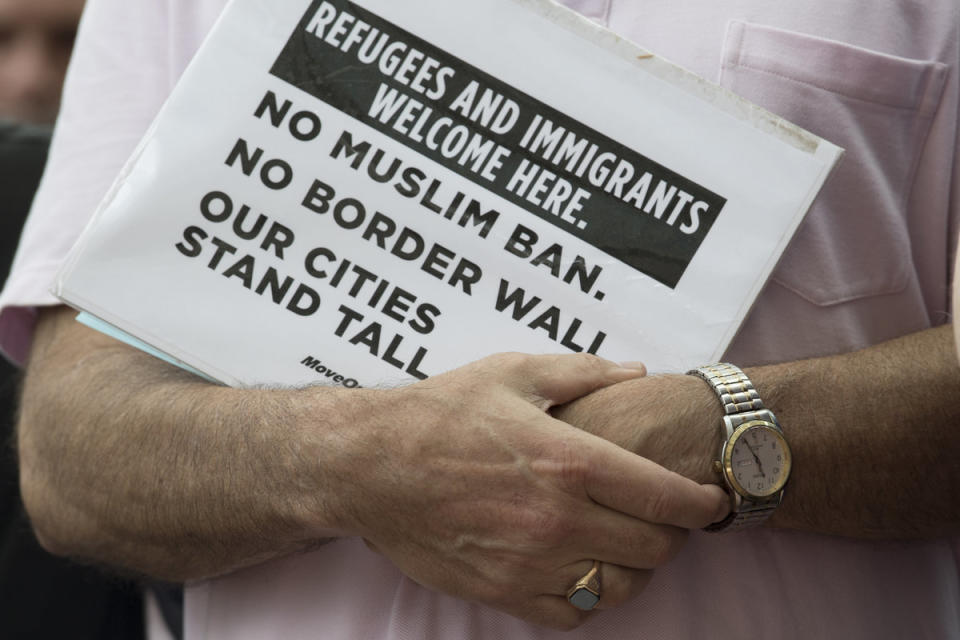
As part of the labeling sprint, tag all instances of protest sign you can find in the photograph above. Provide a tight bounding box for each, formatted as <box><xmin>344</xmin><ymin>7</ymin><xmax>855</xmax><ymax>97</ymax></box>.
<box><xmin>55</xmin><ymin>0</ymin><xmax>842</xmax><ymax>387</ymax></box>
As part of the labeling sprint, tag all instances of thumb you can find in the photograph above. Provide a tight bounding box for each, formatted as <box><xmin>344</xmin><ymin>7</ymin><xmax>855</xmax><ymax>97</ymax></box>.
<box><xmin>517</xmin><ymin>353</ymin><xmax>646</xmax><ymax>408</ymax></box>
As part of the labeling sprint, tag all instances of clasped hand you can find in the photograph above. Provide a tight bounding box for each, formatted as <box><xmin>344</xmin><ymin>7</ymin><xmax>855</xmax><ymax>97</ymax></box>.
<box><xmin>330</xmin><ymin>353</ymin><xmax>727</xmax><ymax>630</ymax></box>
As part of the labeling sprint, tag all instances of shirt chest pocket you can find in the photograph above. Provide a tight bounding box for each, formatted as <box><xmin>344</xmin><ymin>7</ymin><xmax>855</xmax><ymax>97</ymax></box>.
<box><xmin>719</xmin><ymin>21</ymin><xmax>947</xmax><ymax>306</ymax></box>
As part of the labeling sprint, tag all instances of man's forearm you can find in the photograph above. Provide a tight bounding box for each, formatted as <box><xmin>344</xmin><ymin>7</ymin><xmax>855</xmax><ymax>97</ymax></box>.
<box><xmin>19</xmin><ymin>306</ymin><xmax>358</xmax><ymax>580</ymax></box>
<box><xmin>17</xmin><ymin>305</ymin><xmax>727</xmax><ymax>629</ymax></box>
<box><xmin>555</xmin><ymin>324</ymin><xmax>960</xmax><ymax>539</ymax></box>
<box><xmin>754</xmin><ymin>324</ymin><xmax>960</xmax><ymax>538</ymax></box>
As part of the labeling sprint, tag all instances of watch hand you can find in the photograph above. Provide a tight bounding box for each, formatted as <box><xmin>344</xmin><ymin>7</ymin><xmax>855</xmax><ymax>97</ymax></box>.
<box><xmin>744</xmin><ymin>440</ymin><xmax>766</xmax><ymax>476</ymax></box>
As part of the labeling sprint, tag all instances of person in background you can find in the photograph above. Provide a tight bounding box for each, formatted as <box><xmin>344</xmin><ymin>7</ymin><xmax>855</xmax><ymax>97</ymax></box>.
<box><xmin>0</xmin><ymin>124</ymin><xmax>145</xmax><ymax>640</ymax></box>
<box><xmin>0</xmin><ymin>0</ymin><xmax>147</xmax><ymax>637</ymax></box>
<box><xmin>0</xmin><ymin>0</ymin><xmax>84</xmax><ymax>123</ymax></box>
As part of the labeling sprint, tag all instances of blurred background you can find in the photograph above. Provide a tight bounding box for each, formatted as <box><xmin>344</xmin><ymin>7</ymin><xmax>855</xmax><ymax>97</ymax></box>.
<box><xmin>0</xmin><ymin>0</ymin><xmax>83</xmax><ymax>124</ymax></box>
<box><xmin>1</xmin><ymin>0</ymin><xmax>145</xmax><ymax>637</ymax></box>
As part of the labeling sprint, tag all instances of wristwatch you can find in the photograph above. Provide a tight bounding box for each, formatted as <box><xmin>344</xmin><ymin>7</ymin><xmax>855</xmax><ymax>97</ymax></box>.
<box><xmin>689</xmin><ymin>363</ymin><xmax>791</xmax><ymax>532</ymax></box>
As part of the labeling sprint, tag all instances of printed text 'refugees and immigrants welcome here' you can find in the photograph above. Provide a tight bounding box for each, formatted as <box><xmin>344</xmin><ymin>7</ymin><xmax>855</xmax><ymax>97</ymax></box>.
<box><xmin>175</xmin><ymin>0</ymin><xmax>727</xmax><ymax>380</ymax></box>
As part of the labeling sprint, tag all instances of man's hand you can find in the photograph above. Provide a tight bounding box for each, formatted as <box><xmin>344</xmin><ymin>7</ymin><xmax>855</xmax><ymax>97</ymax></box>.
<box><xmin>18</xmin><ymin>306</ymin><xmax>726</xmax><ymax>631</ymax></box>
<box><xmin>554</xmin><ymin>325</ymin><xmax>960</xmax><ymax>539</ymax></box>
<box><xmin>339</xmin><ymin>354</ymin><xmax>728</xmax><ymax>629</ymax></box>
<box><xmin>552</xmin><ymin>373</ymin><xmax>721</xmax><ymax>485</ymax></box>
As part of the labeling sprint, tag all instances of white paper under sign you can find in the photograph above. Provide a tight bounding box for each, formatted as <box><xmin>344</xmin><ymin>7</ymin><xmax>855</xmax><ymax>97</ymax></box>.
<box><xmin>54</xmin><ymin>0</ymin><xmax>842</xmax><ymax>387</ymax></box>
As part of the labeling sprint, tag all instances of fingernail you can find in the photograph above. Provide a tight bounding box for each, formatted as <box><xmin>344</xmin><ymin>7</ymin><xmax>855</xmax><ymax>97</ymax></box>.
<box><xmin>619</xmin><ymin>361</ymin><xmax>647</xmax><ymax>373</ymax></box>
<box><xmin>710</xmin><ymin>485</ymin><xmax>732</xmax><ymax>521</ymax></box>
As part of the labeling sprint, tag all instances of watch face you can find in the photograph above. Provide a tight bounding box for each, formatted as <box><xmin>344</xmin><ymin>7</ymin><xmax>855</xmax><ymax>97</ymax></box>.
<box><xmin>724</xmin><ymin>421</ymin><xmax>791</xmax><ymax>498</ymax></box>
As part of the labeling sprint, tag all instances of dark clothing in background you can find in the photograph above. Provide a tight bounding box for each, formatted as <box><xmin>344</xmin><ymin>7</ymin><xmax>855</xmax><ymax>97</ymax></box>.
<box><xmin>0</xmin><ymin>121</ymin><xmax>145</xmax><ymax>639</ymax></box>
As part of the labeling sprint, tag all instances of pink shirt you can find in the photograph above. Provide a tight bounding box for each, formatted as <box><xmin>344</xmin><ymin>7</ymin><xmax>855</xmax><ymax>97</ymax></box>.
<box><xmin>2</xmin><ymin>0</ymin><xmax>958</xmax><ymax>638</ymax></box>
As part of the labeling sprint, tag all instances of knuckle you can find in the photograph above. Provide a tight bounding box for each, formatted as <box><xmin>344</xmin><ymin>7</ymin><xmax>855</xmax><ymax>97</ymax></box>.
<box><xmin>558</xmin><ymin>457</ymin><xmax>591</xmax><ymax>495</ymax></box>
<box><xmin>644</xmin><ymin>475</ymin><xmax>678</xmax><ymax>523</ymax></box>
<box><xmin>470</xmin><ymin>559</ymin><xmax>526</xmax><ymax>607</ymax></box>
<box><xmin>527</xmin><ymin>456</ymin><xmax>596</xmax><ymax>530</ymax></box>
<box><xmin>644</xmin><ymin>527</ymin><xmax>688</xmax><ymax>567</ymax></box>
<box><xmin>600</xmin><ymin>568</ymin><xmax>653</xmax><ymax>609</ymax></box>
<box><xmin>598</xmin><ymin>580</ymin><xmax>629</xmax><ymax>610</ymax></box>
<box><xmin>537</xmin><ymin>438</ymin><xmax>591</xmax><ymax>492</ymax></box>
<box><xmin>474</xmin><ymin>577</ymin><xmax>512</xmax><ymax>607</ymax></box>
<box><xmin>496</xmin><ymin>493</ymin><xmax>577</xmax><ymax>553</ymax></box>
<box><xmin>525</xmin><ymin>505</ymin><xmax>576</xmax><ymax>548</ymax></box>
<box><xmin>574</xmin><ymin>352</ymin><xmax>608</xmax><ymax>372</ymax></box>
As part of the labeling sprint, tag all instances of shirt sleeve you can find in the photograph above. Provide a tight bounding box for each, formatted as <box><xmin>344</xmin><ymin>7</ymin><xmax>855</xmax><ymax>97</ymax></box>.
<box><xmin>0</xmin><ymin>0</ymin><xmax>225</xmax><ymax>364</ymax></box>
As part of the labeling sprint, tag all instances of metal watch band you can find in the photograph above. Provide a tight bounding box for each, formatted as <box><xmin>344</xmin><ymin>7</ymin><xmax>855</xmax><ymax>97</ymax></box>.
<box><xmin>705</xmin><ymin>493</ymin><xmax>779</xmax><ymax>532</ymax></box>
<box><xmin>689</xmin><ymin>363</ymin><xmax>782</xmax><ymax>532</ymax></box>
<box><xmin>690</xmin><ymin>363</ymin><xmax>763</xmax><ymax>427</ymax></box>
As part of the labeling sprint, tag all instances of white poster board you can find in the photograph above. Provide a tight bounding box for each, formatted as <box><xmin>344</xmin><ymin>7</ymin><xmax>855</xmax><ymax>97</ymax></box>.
<box><xmin>55</xmin><ymin>0</ymin><xmax>842</xmax><ymax>387</ymax></box>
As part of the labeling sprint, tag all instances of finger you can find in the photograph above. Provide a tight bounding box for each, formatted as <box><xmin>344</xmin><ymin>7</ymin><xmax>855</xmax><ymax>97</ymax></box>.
<box><xmin>567</xmin><ymin>507</ymin><xmax>690</xmax><ymax>570</ymax></box>
<box><xmin>516</xmin><ymin>594</ymin><xmax>593</xmax><ymax>631</ymax></box>
<box><xmin>581</xmin><ymin>436</ymin><xmax>729</xmax><ymax>529</ymax></box>
<box><xmin>500</xmin><ymin>353</ymin><xmax>646</xmax><ymax>408</ymax></box>
<box><xmin>618</xmin><ymin>361</ymin><xmax>647</xmax><ymax>375</ymax></box>
<box><xmin>553</xmin><ymin>560</ymin><xmax>654</xmax><ymax>611</ymax></box>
